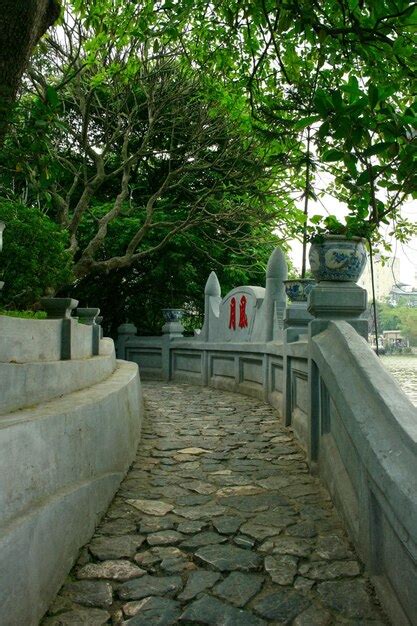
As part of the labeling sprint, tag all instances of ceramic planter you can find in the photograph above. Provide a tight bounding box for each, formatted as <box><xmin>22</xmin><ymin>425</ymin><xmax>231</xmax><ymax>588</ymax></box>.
<box><xmin>309</xmin><ymin>235</ymin><xmax>367</xmax><ymax>282</ymax></box>
<box><xmin>161</xmin><ymin>308</ymin><xmax>185</xmax><ymax>323</ymax></box>
<box><xmin>283</xmin><ymin>279</ymin><xmax>316</xmax><ymax>302</ymax></box>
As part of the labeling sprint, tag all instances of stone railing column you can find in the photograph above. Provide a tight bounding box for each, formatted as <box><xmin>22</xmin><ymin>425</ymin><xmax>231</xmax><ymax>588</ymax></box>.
<box><xmin>40</xmin><ymin>297</ymin><xmax>78</xmax><ymax>360</ymax></box>
<box><xmin>76</xmin><ymin>307</ymin><xmax>101</xmax><ymax>356</ymax></box>
<box><xmin>161</xmin><ymin>310</ymin><xmax>185</xmax><ymax>382</ymax></box>
<box><xmin>308</xmin><ymin>281</ymin><xmax>368</xmax><ymax>339</ymax></box>
<box><xmin>96</xmin><ymin>315</ymin><xmax>104</xmax><ymax>339</ymax></box>
<box><xmin>306</xmin><ymin>281</ymin><xmax>367</xmax><ymax>467</ymax></box>
<box><xmin>284</xmin><ymin>302</ymin><xmax>313</xmax><ymax>343</ymax></box>
<box><xmin>116</xmin><ymin>323</ymin><xmax>137</xmax><ymax>359</ymax></box>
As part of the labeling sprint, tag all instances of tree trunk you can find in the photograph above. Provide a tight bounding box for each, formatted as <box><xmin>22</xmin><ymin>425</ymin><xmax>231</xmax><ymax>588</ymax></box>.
<box><xmin>0</xmin><ymin>0</ymin><xmax>60</xmax><ymax>145</ymax></box>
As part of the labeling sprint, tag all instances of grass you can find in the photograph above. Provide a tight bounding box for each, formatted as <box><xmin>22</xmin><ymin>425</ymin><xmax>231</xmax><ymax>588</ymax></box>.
<box><xmin>0</xmin><ymin>309</ymin><xmax>47</xmax><ymax>319</ymax></box>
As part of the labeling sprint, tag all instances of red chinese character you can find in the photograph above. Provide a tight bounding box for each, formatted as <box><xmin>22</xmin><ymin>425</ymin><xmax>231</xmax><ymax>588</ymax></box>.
<box><xmin>229</xmin><ymin>297</ymin><xmax>236</xmax><ymax>330</ymax></box>
<box><xmin>239</xmin><ymin>295</ymin><xmax>248</xmax><ymax>328</ymax></box>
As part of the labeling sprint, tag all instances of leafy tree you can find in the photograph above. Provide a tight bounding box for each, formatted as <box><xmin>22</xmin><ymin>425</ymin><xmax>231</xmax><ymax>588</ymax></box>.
<box><xmin>397</xmin><ymin>306</ymin><xmax>417</xmax><ymax>345</ymax></box>
<box><xmin>0</xmin><ymin>200</ymin><xmax>73</xmax><ymax>308</ymax></box>
<box><xmin>63</xmin><ymin>202</ymin><xmax>284</xmax><ymax>335</ymax></box>
<box><xmin>0</xmin><ymin>0</ymin><xmax>60</xmax><ymax>144</ymax></box>
<box><xmin>375</xmin><ymin>301</ymin><xmax>417</xmax><ymax>345</ymax></box>
<box><xmin>162</xmin><ymin>0</ymin><xmax>417</xmax><ymax>248</ymax></box>
<box><xmin>0</xmin><ymin>4</ymin><xmax>298</xmax><ymax>290</ymax></box>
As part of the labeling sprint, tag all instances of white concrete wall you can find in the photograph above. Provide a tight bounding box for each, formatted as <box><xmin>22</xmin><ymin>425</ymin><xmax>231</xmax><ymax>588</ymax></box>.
<box><xmin>0</xmin><ymin>315</ymin><xmax>95</xmax><ymax>362</ymax></box>
<box><xmin>0</xmin><ymin>316</ymin><xmax>143</xmax><ymax>626</ymax></box>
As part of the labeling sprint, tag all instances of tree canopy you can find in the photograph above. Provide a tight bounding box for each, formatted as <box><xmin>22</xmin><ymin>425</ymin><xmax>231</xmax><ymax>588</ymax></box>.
<box><xmin>1</xmin><ymin>0</ymin><xmax>416</xmax><ymax>315</ymax></box>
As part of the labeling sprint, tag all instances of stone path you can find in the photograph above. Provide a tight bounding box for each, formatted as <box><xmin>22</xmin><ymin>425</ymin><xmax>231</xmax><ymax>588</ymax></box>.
<box><xmin>43</xmin><ymin>383</ymin><xmax>388</xmax><ymax>625</ymax></box>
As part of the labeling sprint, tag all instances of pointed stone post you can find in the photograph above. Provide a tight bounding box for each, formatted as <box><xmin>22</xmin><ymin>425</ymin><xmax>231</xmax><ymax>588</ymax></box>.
<box><xmin>201</xmin><ymin>271</ymin><xmax>221</xmax><ymax>343</ymax></box>
<box><xmin>264</xmin><ymin>247</ymin><xmax>287</xmax><ymax>342</ymax></box>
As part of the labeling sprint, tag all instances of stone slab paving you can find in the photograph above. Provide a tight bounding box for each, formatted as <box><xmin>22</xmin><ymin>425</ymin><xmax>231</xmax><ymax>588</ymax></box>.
<box><xmin>42</xmin><ymin>383</ymin><xmax>389</xmax><ymax>626</ymax></box>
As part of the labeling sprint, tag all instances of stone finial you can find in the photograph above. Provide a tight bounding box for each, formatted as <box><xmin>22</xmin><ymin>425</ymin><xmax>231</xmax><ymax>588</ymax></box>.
<box><xmin>205</xmin><ymin>271</ymin><xmax>221</xmax><ymax>297</ymax></box>
<box><xmin>76</xmin><ymin>307</ymin><xmax>100</xmax><ymax>325</ymax></box>
<box><xmin>266</xmin><ymin>247</ymin><xmax>288</xmax><ymax>281</ymax></box>
<box><xmin>117</xmin><ymin>322</ymin><xmax>137</xmax><ymax>336</ymax></box>
<box><xmin>40</xmin><ymin>297</ymin><xmax>78</xmax><ymax>319</ymax></box>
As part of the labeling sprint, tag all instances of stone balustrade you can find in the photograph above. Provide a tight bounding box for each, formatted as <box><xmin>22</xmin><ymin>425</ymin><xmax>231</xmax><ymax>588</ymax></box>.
<box><xmin>117</xmin><ymin>246</ymin><xmax>417</xmax><ymax>626</ymax></box>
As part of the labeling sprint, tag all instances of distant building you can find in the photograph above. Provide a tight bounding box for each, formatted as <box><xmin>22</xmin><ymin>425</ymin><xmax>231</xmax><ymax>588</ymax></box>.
<box><xmin>358</xmin><ymin>255</ymin><xmax>400</xmax><ymax>302</ymax></box>
<box><xmin>389</xmin><ymin>283</ymin><xmax>417</xmax><ymax>307</ymax></box>
<box><xmin>369</xmin><ymin>330</ymin><xmax>409</xmax><ymax>351</ymax></box>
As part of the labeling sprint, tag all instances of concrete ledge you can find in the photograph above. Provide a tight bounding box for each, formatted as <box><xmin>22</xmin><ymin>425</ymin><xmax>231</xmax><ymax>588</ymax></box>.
<box><xmin>0</xmin><ymin>350</ymin><xmax>116</xmax><ymax>415</ymax></box>
<box><xmin>0</xmin><ymin>360</ymin><xmax>143</xmax><ymax>626</ymax></box>
<box><xmin>311</xmin><ymin>321</ymin><xmax>417</xmax><ymax>625</ymax></box>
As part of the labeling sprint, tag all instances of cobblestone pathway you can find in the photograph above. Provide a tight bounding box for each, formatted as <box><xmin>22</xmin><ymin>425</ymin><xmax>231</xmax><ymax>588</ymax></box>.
<box><xmin>43</xmin><ymin>383</ymin><xmax>388</xmax><ymax>625</ymax></box>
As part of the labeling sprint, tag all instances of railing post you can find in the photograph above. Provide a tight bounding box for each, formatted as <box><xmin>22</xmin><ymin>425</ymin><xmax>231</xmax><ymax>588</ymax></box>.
<box><xmin>40</xmin><ymin>297</ymin><xmax>78</xmax><ymax>360</ymax></box>
<box><xmin>76</xmin><ymin>307</ymin><xmax>100</xmax><ymax>356</ymax></box>
<box><xmin>306</xmin><ymin>280</ymin><xmax>368</xmax><ymax>467</ymax></box>
<box><xmin>161</xmin><ymin>310</ymin><xmax>184</xmax><ymax>382</ymax></box>
<box><xmin>116</xmin><ymin>323</ymin><xmax>137</xmax><ymax>359</ymax></box>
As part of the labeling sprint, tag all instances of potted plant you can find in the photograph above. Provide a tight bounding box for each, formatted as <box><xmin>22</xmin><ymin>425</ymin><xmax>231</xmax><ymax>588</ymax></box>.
<box><xmin>308</xmin><ymin>215</ymin><xmax>369</xmax><ymax>282</ymax></box>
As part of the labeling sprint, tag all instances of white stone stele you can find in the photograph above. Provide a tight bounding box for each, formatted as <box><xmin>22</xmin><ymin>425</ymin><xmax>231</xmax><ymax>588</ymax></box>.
<box><xmin>200</xmin><ymin>246</ymin><xmax>287</xmax><ymax>344</ymax></box>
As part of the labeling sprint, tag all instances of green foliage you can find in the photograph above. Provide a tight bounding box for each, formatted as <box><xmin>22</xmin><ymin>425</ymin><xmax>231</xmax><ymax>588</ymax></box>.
<box><xmin>166</xmin><ymin>0</ymin><xmax>417</xmax><ymax>247</ymax></box>
<box><xmin>377</xmin><ymin>301</ymin><xmax>417</xmax><ymax>346</ymax></box>
<box><xmin>0</xmin><ymin>200</ymin><xmax>73</xmax><ymax>308</ymax></box>
<box><xmin>0</xmin><ymin>309</ymin><xmax>46</xmax><ymax>319</ymax></box>
<box><xmin>65</xmin><ymin>203</ymin><xmax>283</xmax><ymax>335</ymax></box>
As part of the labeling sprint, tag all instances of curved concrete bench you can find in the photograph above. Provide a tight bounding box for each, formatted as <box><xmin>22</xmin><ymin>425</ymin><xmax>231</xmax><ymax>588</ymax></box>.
<box><xmin>0</xmin><ymin>360</ymin><xmax>142</xmax><ymax>626</ymax></box>
<box><xmin>0</xmin><ymin>346</ymin><xmax>116</xmax><ymax>415</ymax></box>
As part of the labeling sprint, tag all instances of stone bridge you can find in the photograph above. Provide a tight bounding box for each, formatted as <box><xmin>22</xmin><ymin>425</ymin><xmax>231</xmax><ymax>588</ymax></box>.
<box><xmin>0</xmin><ymin>248</ymin><xmax>416</xmax><ymax>625</ymax></box>
<box><xmin>42</xmin><ymin>382</ymin><xmax>386</xmax><ymax>625</ymax></box>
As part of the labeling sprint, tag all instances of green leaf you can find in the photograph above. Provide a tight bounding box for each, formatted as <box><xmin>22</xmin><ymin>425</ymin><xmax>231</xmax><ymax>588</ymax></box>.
<box><xmin>368</xmin><ymin>83</ymin><xmax>379</xmax><ymax>109</ymax></box>
<box><xmin>363</xmin><ymin>142</ymin><xmax>394</xmax><ymax>156</ymax></box>
<box><xmin>45</xmin><ymin>86</ymin><xmax>59</xmax><ymax>108</ymax></box>
<box><xmin>293</xmin><ymin>115</ymin><xmax>321</xmax><ymax>130</ymax></box>
<box><xmin>313</xmin><ymin>90</ymin><xmax>332</xmax><ymax>116</ymax></box>
<box><xmin>322</xmin><ymin>148</ymin><xmax>344</xmax><ymax>162</ymax></box>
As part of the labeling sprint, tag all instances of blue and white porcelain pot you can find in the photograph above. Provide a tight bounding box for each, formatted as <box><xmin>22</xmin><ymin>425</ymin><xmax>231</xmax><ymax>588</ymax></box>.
<box><xmin>283</xmin><ymin>279</ymin><xmax>316</xmax><ymax>302</ymax></box>
<box><xmin>309</xmin><ymin>235</ymin><xmax>367</xmax><ymax>282</ymax></box>
<box><xmin>161</xmin><ymin>308</ymin><xmax>185</xmax><ymax>323</ymax></box>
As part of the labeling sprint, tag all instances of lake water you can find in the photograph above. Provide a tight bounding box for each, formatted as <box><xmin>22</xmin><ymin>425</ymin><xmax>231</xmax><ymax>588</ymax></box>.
<box><xmin>380</xmin><ymin>356</ymin><xmax>417</xmax><ymax>406</ymax></box>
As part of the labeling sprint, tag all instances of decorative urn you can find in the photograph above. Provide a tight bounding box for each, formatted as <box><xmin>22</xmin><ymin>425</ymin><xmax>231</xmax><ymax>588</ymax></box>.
<box><xmin>161</xmin><ymin>308</ymin><xmax>185</xmax><ymax>323</ymax></box>
<box><xmin>283</xmin><ymin>278</ymin><xmax>316</xmax><ymax>302</ymax></box>
<box><xmin>309</xmin><ymin>235</ymin><xmax>367</xmax><ymax>282</ymax></box>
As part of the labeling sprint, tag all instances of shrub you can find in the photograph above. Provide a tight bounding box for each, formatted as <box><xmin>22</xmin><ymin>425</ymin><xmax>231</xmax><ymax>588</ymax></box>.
<box><xmin>0</xmin><ymin>200</ymin><xmax>73</xmax><ymax>308</ymax></box>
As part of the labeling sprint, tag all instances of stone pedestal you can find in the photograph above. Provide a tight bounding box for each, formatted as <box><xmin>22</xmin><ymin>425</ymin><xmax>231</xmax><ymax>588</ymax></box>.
<box><xmin>162</xmin><ymin>320</ymin><xmax>185</xmax><ymax>337</ymax></box>
<box><xmin>306</xmin><ymin>280</ymin><xmax>368</xmax><ymax>467</ymax></box>
<box><xmin>77</xmin><ymin>308</ymin><xmax>101</xmax><ymax>355</ymax></box>
<box><xmin>40</xmin><ymin>297</ymin><xmax>78</xmax><ymax>320</ymax></box>
<box><xmin>116</xmin><ymin>323</ymin><xmax>137</xmax><ymax>359</ymax></box>
<box><xmin>284</xmin><ymin>302</ymin><xmax>313</xmax><ymax>343</ymax></box>
<box><xmin>308</xmin><ymin>281</ymin><xmax>368</xmax><ymax>339</ymax></box>
<box><xmin>76</xmin><ymin>307</ymin><xmax>100</xmax><ymax>325</ymax></box>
